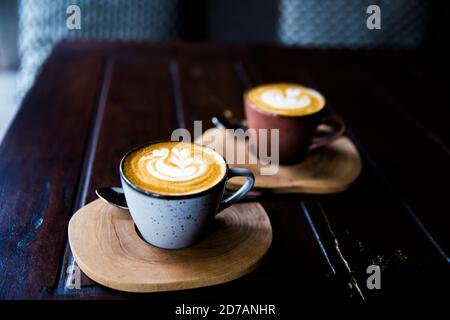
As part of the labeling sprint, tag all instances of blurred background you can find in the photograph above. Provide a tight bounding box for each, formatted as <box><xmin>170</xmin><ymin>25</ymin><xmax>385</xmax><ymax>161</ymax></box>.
<box><xmin>0</xmin><ymin>0</ymin><xmax>448</xmax><ymax>141</ymax></box>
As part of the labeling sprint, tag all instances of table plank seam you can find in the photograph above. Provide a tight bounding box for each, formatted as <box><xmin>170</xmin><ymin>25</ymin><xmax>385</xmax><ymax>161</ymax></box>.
<box><xmin>315</xmin><ymin>201</ymin><xmax>366</xmax><ymax>301</ymax></box>
<box><xmin>73</xmin><ymin>57</ymin><xmax>115</xmax><ymax>210</ymax></box>
<box><xmin>53</xmin><ymin>56</ymin><xmax>115</xmax><ymax>296</ymax></box>
<box><xmin>300</xmin><ymin>201</ymin><xmax>336</xmax><ymax>276</ymax></box>
<box><xmin>234</xmin><ymin>59</ymin><xmax>252</xmax><ymax>90</ymax></box>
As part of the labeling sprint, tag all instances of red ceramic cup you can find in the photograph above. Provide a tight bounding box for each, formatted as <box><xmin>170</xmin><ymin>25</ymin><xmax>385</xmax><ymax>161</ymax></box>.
<box><xmin>244</xmin><ymin>83</ymin><xmax>346</xmax><ymax>164</ymax></box>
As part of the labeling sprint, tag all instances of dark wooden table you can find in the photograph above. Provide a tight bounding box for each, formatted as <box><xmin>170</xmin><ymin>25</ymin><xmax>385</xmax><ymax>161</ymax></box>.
<box><xmin>0</xmin><ymin>40</ymin><xmax>448</xmax><ymax>302</ymax></box>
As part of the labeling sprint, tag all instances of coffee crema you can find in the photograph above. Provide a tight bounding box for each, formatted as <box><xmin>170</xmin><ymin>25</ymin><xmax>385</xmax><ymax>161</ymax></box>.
<box><xmin>122</xmin><ymin>141</ymin><xmax>227</xmax><ymax>196</ymax></box>
<box><xmin>245</xmin><ymin>83</ymin><xmax>325</xmax><ymax>116</ymax></box>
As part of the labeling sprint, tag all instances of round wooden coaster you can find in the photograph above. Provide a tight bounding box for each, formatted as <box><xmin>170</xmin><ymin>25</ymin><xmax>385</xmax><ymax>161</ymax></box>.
<box><xmin>68</xmin><ymin>199</ymin><xmax>272</xmax><ymax>293</ymax></box>
<box><xmin>196</xmin><ymin>128</ymin><xmax>361</xmax><ymax>194</ymax></box>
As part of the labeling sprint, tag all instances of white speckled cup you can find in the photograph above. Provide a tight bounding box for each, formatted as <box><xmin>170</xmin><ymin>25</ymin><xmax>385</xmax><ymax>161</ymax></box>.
<box><xmin>119</xmin><ymin>144</ymin><xmax>254</xmax><ymax>249</ymax></box>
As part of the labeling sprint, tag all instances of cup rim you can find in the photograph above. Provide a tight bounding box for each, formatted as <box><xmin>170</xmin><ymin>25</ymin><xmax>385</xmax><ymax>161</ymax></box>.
<box><xmin>119</xmin><ymin>140</ymin><xmax>229</xmax><ymax>200</ymax></box>
<box><xmin>244</xmin><ymin>82</ymin><xmax>326</xmax><ymax>118</ymax></box>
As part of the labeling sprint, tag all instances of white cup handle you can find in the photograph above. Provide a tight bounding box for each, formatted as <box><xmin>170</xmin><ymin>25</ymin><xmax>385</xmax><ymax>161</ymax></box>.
<box><xmin>217</xmin><ymin>168</ymin><xmax>255</xmax><ymax>213</ymax></box>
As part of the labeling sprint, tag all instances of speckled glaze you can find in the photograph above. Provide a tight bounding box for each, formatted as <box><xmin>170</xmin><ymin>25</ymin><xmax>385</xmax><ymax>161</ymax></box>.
<box><xmin>121</xmin><ymin>176</ymin><xmax>225</xmax><ymax>249</ymax></box>
<box><xmin>120</xmin><ymin>149</ymin><xmax>254</xmax><ymax>249</ymax></box>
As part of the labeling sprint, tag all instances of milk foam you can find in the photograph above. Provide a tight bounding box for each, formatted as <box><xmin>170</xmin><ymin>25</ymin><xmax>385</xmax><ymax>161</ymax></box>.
<box><xmin>260</xmin><ymin>88</ymin><xmax>312</xmax><ymax>109</ymax></box>
<box><xmin>140</xmin><ymin>147</ymin><xmax>208</xmax><ymax>182</ymax></box>
<box><xmin>123</xmin><ymin>142</ymin><xmax>226</xmax><ymax>196</ymax></box>
<box><xmin>246</xmin><ymin>83</ymin><xmax>325</xmax><ymax>117</ymax></box>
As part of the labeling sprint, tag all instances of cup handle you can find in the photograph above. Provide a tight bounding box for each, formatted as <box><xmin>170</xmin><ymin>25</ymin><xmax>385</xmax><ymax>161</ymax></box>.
<box><xmin>308</xmin><ymin>114</ymin><xmax>346</xmax><ymax>151</ymax></box>
<box><xmin>217</xmin><ymin>168</ymin><xmax>255</xmax><ymax>213</ymax></box>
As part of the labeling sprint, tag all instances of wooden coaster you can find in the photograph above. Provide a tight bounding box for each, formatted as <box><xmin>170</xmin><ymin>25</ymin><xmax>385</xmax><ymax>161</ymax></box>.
<box><xmin>196</xmin><ymin>128</ymin><xmax>361</xmax><ymax>194</ymax></box>
<box><xmin>68</xmin><ymin>199</ymin><xmax>272</xmax><ymax>293</ymax></box>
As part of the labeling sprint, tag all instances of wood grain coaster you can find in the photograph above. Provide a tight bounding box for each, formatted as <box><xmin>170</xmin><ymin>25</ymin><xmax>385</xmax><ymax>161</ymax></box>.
<box><xmin>68</xmin><ymin>199</ymin><xmax>272</xmax><ymax>293</ymax></box>
<box><xmin>196</xmin><ymin>128</ymin><xmax>362</xmax><ymax>194</ymax></box>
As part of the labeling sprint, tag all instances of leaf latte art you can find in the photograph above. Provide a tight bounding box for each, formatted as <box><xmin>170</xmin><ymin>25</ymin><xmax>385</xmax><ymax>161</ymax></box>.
<box><xmin>246</xmin><ymin>83</ymin><xmax>325</xmax><ymax>116</ymax></box>
<box><xmin>142</xmin><ymin>147</ymin><xmax>207</xmax><ymax>182</ymax></box>
<box><xmin>123</xmin><ymin>142</ymin><xmax>227</xmax><ymax>196</ymax></box>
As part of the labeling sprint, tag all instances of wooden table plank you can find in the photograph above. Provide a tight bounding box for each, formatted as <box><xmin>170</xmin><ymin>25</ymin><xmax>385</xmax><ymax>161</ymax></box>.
<box><xmin>0</xmin><ymin>44</ymin><xmax>106</xmax><ymax>299</ymax></box>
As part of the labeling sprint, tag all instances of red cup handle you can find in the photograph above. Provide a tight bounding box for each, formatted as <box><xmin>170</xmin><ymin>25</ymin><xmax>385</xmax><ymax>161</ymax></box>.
<box><xmin>308</xmin><ymin>114</ymin><xmax>346</xmax><ymax>151</ymax></box>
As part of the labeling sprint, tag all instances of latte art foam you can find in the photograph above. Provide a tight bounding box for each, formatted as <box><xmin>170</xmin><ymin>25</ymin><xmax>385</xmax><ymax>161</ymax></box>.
<box><xmin>142</xmin><ymin>147</ymin><xmax>207</xmax><ymax>182</ymax></box>
<box><xmin>246</xmin><ymin>83</ymin><xmax>325</xmax><ymax>116</ymax></box>
<box><xmin>123</xmin><ymin>142</ymin><xmax>226</xmax><ymax>196</ymax></box>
